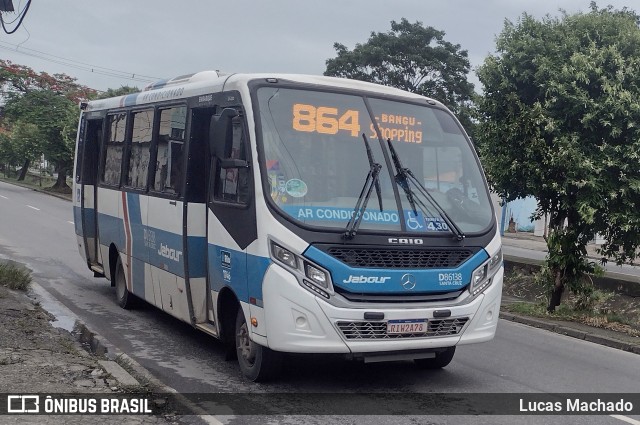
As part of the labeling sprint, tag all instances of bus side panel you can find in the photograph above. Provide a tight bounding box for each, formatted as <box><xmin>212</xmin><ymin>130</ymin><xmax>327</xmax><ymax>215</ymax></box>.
<box><xmin>74</xmin><ymin>116</ymin><xmax>104</xmax><ymax>269</ymax></box>
<box><xmin>186</xmin><ymin>203</ymin><xmax>208</xmax><ymax>323</ymax></box>
<box><xmin>82</xmin><ymin>187</ymin><xmax>101</xmax><ymax>264</ymax></box>
<box><xmin>143</xmin><ymin>263</ymin><xmax>158</xmax><ymax>308</ymax></box>
<box><xmin>207</xmin><ymin>211</ymin><xmax>248</xmax><ymax>331</ymax></box>
<box><xmin>121</xmin><ymin>192</ymin><xmax>148</xmax><ymax>300</ymax></box>
<box><xmin>147</xmin><ymin>196</ymin><xmax>190</xmax><ymax>323</ymax></box>
<box><xmin>72</xmin><ymin>115</ymin><xmax>85</xmax><ymax>261</ymax></box>
<box><xmin>73</xmin><ymin>204</ymin><xmax>88</xmax><ymax>264</ymax></box>
<box><xmin>96</xmin><ymin>187</ymin><xmax>125</xmax><ymax>281</ymax></box>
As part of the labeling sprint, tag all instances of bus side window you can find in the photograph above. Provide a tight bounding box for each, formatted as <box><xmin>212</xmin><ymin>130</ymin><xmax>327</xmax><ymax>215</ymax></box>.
<box><xmin>75</xmin><ymin>117</ymin><xmax>87</xmax><ymax>184</ymax></box>
<box><xmin>101</xmin><ymin>113</ymin><xmax>127</xmax><ymax>186</ymax></box>
<box><xmin>212</xmin><ymin>115</ymin><xmax>249</xmax><ymax>204</ymax></box>
<box><xmin>154</xmin><ymin>106</ymin><xmax>186</xmax><ymax>195</ymax></box>
<box><xmin>186</xmin><ymin>107</ymin><xmax>214</xmax><ymax>203</ymax></box>
<box><xmin>126</xmin><ymin>109</ymin><xmax>154</xmax><ymax>189</ymax></box>
<box><xmin>81</xmin><ymin>120</ymin><xmax>103</xmax><ymax>185</ymax></box>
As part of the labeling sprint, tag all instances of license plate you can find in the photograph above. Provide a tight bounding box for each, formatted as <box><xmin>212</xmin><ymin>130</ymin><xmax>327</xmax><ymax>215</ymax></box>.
<box><xmin>387</xmin><ymin>319</ymin><xmax>428</xmax><ymax>335</ymax></box>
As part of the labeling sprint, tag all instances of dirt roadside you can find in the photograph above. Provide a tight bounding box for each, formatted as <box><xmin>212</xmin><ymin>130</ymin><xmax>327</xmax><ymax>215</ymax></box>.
<box><xmin>0</xmin><ymin>279</ymin><xmax>188</xmax><ymax>424</ymax></box>
<box><xmin>501</xmin><ymin>260</ymin><xmax>640</xmax><ymax>354</ymax></box>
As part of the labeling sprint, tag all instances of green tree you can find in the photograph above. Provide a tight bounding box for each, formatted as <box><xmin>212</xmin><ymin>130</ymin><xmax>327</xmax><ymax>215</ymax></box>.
<box><xmin>0</xmin><ymin>132</ymin><xmax>18</xmax><ymax>175</ymax></box>
<box><xmin>476</xmin><ymin>4</ymin><xmax>640</xmax><ymax>311</ymax></box>
<box><xmin>7</xmin><ymin>121</ymin><xmax>42</xmax><ymax>180</ymax></box>
<box><xmin>4</xmin><ymin>90</ymin><xmax>78</xmax><ymax>189</ymax></box>
<box><xmin>325</xmin><ymin>18</ymin><xmax>476</xmax><ymax>132</ymax></box>
<box><xmin>96</xmin><ymin>85</ymin><xmax>139</xmax><ymax>99</ymax></box>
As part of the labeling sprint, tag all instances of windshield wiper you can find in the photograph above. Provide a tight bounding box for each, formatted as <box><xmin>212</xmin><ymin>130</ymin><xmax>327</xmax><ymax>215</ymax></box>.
<box><xmin>386</xmin><ymin>139</ymin><xmax>465</xmax><ymax>242</ymax></box>
<box><xmin>343</xmin><ymin>134</ymin><xmax>383</xmax><ymax>240</ymax></box>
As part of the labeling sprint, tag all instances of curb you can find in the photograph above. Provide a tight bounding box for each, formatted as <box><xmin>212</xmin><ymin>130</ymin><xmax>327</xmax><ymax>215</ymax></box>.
<box><xmin>499</xmin><ymin>312</ymin><xmax>640</xmax><ymax>355</ymax></box>
<box><xmin>31</xmin><ymin>281</ymin><xmax>222</xmax><ymax>425</ymax></box>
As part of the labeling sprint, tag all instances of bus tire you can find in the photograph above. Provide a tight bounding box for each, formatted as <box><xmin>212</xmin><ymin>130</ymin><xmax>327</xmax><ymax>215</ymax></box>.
<box><xmin>414</xmin><ymin>347</ymin><xmax>456</xmax><ymax>369</ymax></box>
<box><xmin>114</xmin><ymin>257</ymin><xmax>138</xmax><ymax>310</ymax></box>
<box><xmin>235</xmin><ymin>309</ymin><xmax>282</xmax><ymax>382</ymax></box>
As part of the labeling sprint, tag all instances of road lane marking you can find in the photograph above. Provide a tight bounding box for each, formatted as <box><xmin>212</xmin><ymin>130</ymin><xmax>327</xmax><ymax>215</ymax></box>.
<box><xmin>612</xmin><ymin>415</ymin><xmax>640</xmax><ymax>425</ymax></box>
<box><xmin>26</xmin><ymin>205</ymin><xmax>40</xmax><ymax>211</ymax></box>
<box><xmin>67</xmin><ymin>221</ymin><xmax>74</xmax><ymax>224</ymax></box>
<box><xmin>0</xmin><ymin>195</ymin><xmax>7</xmax><ymax>199</ymax></box>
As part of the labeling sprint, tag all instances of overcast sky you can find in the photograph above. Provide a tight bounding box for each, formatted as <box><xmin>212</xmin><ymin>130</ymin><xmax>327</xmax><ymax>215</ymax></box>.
<box><xmin>0</xmin><ymin>0</ymin><xmax>636</xmax><ymax>93</ymax></box>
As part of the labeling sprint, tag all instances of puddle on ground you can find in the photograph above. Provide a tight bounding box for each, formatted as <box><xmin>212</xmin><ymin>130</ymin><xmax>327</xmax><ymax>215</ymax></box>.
<box><xmin>30</xmin><ymin>282</ymin><xmax>77</xmax><ymax>332</ymax></box>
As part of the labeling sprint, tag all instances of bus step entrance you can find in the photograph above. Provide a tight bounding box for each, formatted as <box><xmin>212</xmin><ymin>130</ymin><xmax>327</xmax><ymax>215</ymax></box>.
<box><xmin>195</xmin><ymin>323</ymin><xmax>219</xmax><ymax>337</ymax></box>
<box><xmin>90</xmin><ymin>264</ymin><xmax>105</xmax><ymax>278</ymax></box>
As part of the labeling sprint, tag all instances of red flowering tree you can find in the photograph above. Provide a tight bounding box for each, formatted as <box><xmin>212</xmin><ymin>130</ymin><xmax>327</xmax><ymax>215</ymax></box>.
<box><xmin>0</xmin><ymin>60</ymin><xmax>97</xmax><ymax>188</ymax></box>
<box><xmin>0</xmin><ymin>60</ymin><xmax>96</xmax><ymax>102</ymax></box>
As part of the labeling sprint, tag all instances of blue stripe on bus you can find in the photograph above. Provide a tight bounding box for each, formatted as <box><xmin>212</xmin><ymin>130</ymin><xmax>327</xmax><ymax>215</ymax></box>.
<box><xmin>73</xmin><ymin>206</ymin><xmax>97</xmax><ymax>239</ymax></box>
<box><xmin>187</xmin><ymin>236</ymin><xmax>207</xmax><ymax>278</ymax></box>
<box><xmin>146</xmin><ymin>79</ymin><xmax>169</xmax><ymax>90</ymax></box>
<box><xmin>123</xmin><ymin>93</ymin><xmax>139</xmax><ymax>107</ymax></box>
<box><xmin>94</xmin><ymin>211</ymin><xmax>206</xmax><ymax>279</ymax></box>
<box><xmin>124</xmin><ymin>193</ymin><xmax>146</xmax><ymax>299</ymax></box>
<box><xmin>126</xmin><ymin>193</ymin><xmax>146</xmax><ymax>261</ymax></box>
<box><xmin>73</xmin><ymin>206</ymin><xmax>83</xmax><ymax>236</ymax></box>
<box><xmin>147</xmin><ymin>227</ymin><xmax>186</xmax><ymax>276</ymax></box>
<box><xmin>304</xmin><ymin>246</ymin><xmax>489</xmax><ymax>294</ymax></box>
<box><xmin>247</xmin><ymin>254</ymin><xmax>271</xmax><ymax>302</ymax></box>
<box><xmin>97</xmin><ymin>212</ymin><xmax>126</xmax><ymax>250</ymax></box>
<box><xmin>208</xmin><ymin>245</ymin><xmax>271</xmax><ymax>303</ymax></box>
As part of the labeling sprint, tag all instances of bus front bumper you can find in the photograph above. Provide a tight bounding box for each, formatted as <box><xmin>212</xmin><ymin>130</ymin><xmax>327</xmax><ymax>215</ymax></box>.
<box><xmin>261</xmin><ymin>264</ymin><xmax>503</xmax><ymax>354</ymax></box>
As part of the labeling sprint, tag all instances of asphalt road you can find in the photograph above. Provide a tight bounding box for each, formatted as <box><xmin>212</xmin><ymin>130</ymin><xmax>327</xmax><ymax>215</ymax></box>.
<box><xmin>1</xmin><ymin>180</ymin><xmax>639</xmax><ymax>425</ymax></box>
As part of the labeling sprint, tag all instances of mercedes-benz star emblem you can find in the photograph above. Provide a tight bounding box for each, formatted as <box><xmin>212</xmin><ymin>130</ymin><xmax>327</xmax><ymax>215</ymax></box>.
<box><xmin>401</xmin><ymin>273</ymin><xmax>416</xmax><ymax>290</ymax></box>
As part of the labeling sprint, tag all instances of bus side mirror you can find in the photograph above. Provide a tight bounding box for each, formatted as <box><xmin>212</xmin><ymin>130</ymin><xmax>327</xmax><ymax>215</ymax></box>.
<box><xmin>209</xmin><ymin>108</ymin><xmax>249</xmax><ymax>169</ymax></box>
<box><xmin>210</xmin><ymin>108</ymin><xmax>237</xmax><ymax>159</ymax></box>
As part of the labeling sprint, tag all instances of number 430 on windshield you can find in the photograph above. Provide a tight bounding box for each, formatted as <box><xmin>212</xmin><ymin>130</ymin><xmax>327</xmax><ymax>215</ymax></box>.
<box><xmin>293</xmin><ymin>103</ymin><xmax>361</xmax><ymax>137</ymax></box>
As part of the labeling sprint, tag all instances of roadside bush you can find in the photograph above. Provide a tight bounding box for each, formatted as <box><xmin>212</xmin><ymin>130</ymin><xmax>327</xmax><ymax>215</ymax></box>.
<box><xmin>0</xmin><ymin>262</ymin><xmax>31</xmax><ymax>290</ymax></box>
<box><xmin>534</xmin><ymin>264</ymin><xmax>607</xmax><ymax>313</ymax></box>
<box><xmin>574</xmin><ymin>288</ymin><xmax>614</xmax><ymax>313</ymax></box>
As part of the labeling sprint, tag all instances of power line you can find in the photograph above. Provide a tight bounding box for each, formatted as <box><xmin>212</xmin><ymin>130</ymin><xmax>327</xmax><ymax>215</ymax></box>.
<box><xmin>0</xmin><ymin>40</ymin><xmax>162</xmax><ymax>81</ymax></box>
<box><xmin>0</xmin><ymin>41</ymin><xmax>164</xmax><ymax>85</ymax></box>
<box><xmin>0</xmin><ymin>2</ymin><xmax>165</xmax><ymax>87</ymax></box>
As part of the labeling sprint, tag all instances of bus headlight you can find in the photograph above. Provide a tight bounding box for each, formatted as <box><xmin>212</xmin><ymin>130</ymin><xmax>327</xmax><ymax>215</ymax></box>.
<box><xmin>269</xmin><ymin>240</ymin><xmax>334</xmax><ymax>298</ymax></box>
<box><xmin>305</xmin><ymin>263</ymin><xmax>328</xmax><ymax>288</ymax></box>
<box><xmin>470</xmin><ymin>248</ymin><xmax>502</xmax><ymax>296</ymax></box>
<box><xmin>271</xmin><ymin>242</ymin><xmax>297</xmax><ymax>268</ymax></box>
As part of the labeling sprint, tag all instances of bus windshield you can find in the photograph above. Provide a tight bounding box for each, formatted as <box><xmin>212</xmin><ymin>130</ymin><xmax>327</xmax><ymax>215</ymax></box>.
<box><xmin>255</xmin><ymin>86</ymin><xmax>493</xmax><ymax>234</ymax></box>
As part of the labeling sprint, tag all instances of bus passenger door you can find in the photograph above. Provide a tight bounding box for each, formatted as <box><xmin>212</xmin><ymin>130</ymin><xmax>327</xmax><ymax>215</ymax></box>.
<box><xmin>146</xmin><ymin>105</ymin><xmax>190</xmax><ymax>321</ymax></box>
<box><xmin>207</xmin><ymin>106</ymin><xmax>257</xmax><ymax>340</ymax></box>
<box><xmin>77</xmin><ymin>118</ymin><xmax>103</xmax><ymax>272</ymax></box>
<box><xmin>183</xmin><ymin>107</ymin><xmax>214</xmax><ymax>327</ymax></box>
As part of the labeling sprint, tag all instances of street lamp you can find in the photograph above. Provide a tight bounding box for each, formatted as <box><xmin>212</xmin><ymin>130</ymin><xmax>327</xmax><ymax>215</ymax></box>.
<box><xmin>0</xmin><ymin>1</ymin><xmax>14</xmax><ymax>12</ymax></box>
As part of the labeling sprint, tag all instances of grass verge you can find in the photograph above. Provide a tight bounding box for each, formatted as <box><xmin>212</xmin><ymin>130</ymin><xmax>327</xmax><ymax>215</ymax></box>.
<box><xmin>0</xmin><ymin>175</ymin><xmax>72</xmax><ymax>199</ymax></box>
<box><xmin>504</xmin><ymin>301</ymin><xmax>640</xmax><ymax>337</ymax></box>
<box><xmin>0</xmin><ymin>262</ymin><xmax>32</xmax><ymax>291</ymax></box>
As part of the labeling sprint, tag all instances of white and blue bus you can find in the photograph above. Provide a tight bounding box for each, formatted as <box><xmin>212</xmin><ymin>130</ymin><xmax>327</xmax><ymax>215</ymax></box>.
<box><xmin>73</xmin><ymin>71</ymin><xmax>503</xmax><ymax>381</ymax></box>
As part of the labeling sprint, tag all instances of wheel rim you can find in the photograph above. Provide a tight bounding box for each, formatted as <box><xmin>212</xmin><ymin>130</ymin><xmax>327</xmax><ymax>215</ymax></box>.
<box><xmin>236</xmin><ymin>319</ymin><xmax>256</xmax><ymax>366</ymax></box>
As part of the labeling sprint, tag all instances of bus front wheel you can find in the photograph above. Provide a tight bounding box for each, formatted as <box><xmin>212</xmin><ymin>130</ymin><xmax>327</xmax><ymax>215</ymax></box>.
<box><xmin>235</xmin><ymin>309</ymin><xmax>282</xmax><ymax>382</ymax></box>
<box><xmin>414</xmin><ymin>347</ymin><xmax>456</xmax><ymax>369</ymax></box>
<box><xmin>114</xmin><ymin>257</ymin><xmax>138</xmax><ymax>310</ymax></box>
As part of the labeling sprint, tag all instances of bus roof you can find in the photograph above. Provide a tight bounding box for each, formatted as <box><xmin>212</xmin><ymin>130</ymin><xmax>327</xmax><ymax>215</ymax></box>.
<box><xmin>84</xmin><ymin>71</ymin><xmax>442</xmax><ymax>111</ymax></box>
